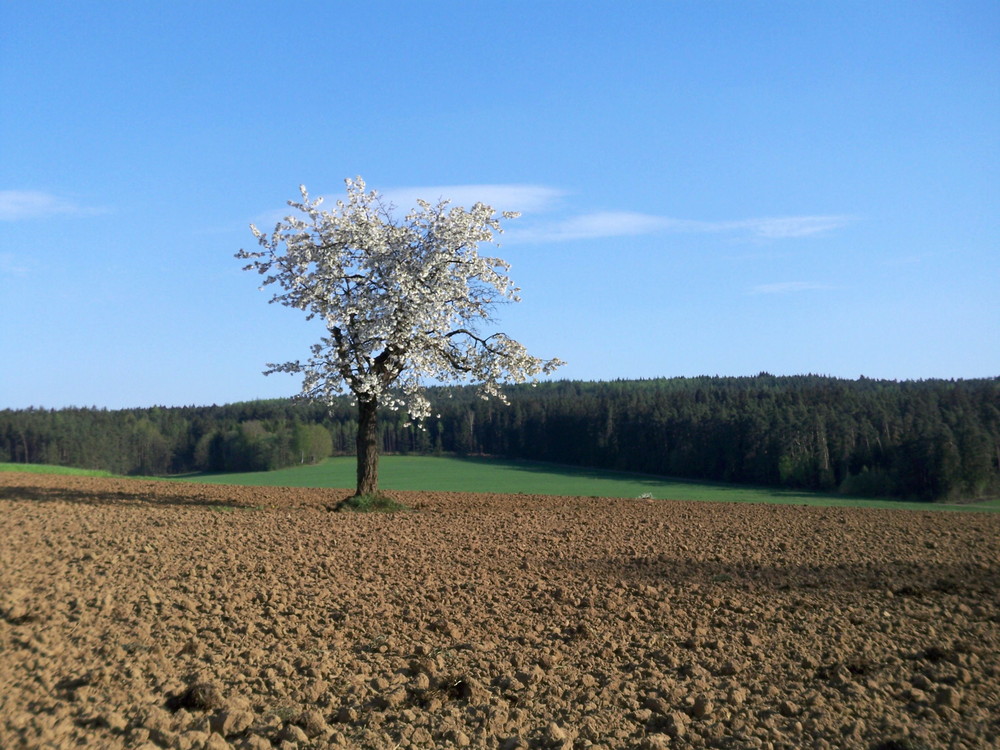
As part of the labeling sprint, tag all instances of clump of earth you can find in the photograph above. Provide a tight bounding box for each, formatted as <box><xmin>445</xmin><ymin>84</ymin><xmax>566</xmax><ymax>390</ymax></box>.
<box><xmin>1</xmin><ymin>472</ymin><xmax>998</xmax><ymax>749</ymax></box>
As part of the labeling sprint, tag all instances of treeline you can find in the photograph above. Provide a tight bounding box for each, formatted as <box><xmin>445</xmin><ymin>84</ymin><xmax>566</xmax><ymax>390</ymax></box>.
<box><xmin>453</xmin><ymin>375</ymin><xmax>1000</xmax><ymax>502</ymax></box>
<box><xmin>2</xmin><ymin>375</ymin><xmax>999</xmax><ymax>501</ymax></box>
<box><xmin>0</xmin><ymin>402</ymin><xmax>344</xmax><ymax>475</ymax></box>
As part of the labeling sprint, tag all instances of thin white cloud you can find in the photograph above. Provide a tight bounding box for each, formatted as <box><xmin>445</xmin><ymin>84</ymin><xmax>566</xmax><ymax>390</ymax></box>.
<box><xmin>513</xmin><ymin>211</ymin><xmax>684</xmax><ymax>242</ymax></box>
<box><xmin>248</xmin><ymin>208</ymin><xmax>293</xmax><ymax>233</ymax></box>
<box><xmin>750</xmin><ymin>281</ymin><xmax>835</xmax><ymax>294</ymax></box>
<box><xmin>380</xmin><ymin>184</ymin><xmax>566</xmax><ymax>214</ymax></box>
<box><xmin>731</xmin><ymin>215</ymin><xmax>854</xmax><ymax>239</ymax></box>
<box><xmin>248</xmin><ymin>181</ymin><xmax>852</xmax><ymax>247</ymax></box>
<box><xmin>0</xmin><ymin>252</ymin><xmax>29</xmax><ymax>276</ymax></box>
<box><xmin>881</xmin><ymin>252</ymin><xmax>932</xmax><ymax>266</ymax></box>
<box><xmin>249</xmin><ymin>183</ymin><xmax>566</xmax><ymax>231</ymax></box>
<box><xmin>0</xmin><ymin>190</ymin><xmax>103</xmax><ymax>221</ymax></box>
<box><xmin>249</xmin><ymin>183</ymin><xmax>567</xmax><ymax>231</ymax></box>
<box><xmin>510</xmin><ymin>211</ymin><xmax>853</xmax><ymax>244</ymax></box>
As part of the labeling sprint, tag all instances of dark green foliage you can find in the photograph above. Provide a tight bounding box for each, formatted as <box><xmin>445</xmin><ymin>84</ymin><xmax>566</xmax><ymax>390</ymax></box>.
<box><xmin>1</xmin><ymin>375</ymin><xmax>998</xmax><ymax>502</ymax></box>
<box><xmin>425</xmin><ymin>375</ymin><xmax>999</xmax><ymax>502</ymax></box>
<box><xmin>0</xmin><ymin>401</ymin><xmax>340</xmax><ymax>475</ymax></box>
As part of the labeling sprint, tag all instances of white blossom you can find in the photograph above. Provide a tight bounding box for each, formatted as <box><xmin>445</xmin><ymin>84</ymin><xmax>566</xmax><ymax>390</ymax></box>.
<box><xmin>237</xmin><ymin>177</ymin><xmax>564</xmax><ymax>421</ymax></box>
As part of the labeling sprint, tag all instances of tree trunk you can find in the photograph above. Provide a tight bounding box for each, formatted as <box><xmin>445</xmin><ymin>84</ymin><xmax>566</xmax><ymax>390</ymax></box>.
<box><xmin>356</xmin><ymin>397</ymin><xmax>379</xmax><ymax>496</ymax></box>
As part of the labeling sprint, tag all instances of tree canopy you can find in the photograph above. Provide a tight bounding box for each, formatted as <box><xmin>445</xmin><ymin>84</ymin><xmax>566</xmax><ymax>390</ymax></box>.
<box><xmin>237</xmin><ymin>177</ymin><xmax>562</xmax><ymax>494</ymax></box>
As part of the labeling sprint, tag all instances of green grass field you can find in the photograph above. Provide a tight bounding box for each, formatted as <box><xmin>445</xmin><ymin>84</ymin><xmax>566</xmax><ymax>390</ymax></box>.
<box><xmin>177</xmin><ymin>455</ymin><xmax>1000</xmax><ymax>512</ymax></box>
<box><xmin>0</xmin><ymin>462</ymin><xmax>116</xmax><ymax>477</ymax></box>
<box><xmin>4</xmin><ymin>456</ymin><xmax>999</xmax><ymax>512</ymax></box>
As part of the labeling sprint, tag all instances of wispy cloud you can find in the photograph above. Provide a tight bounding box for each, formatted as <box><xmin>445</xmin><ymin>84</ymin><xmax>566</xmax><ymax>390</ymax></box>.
<box><xmin>730</xmin><ymin>215</ymin><xmax>854</xmax><ymax>239</ymax></box>
<box><xmin>511</xmin><ymin>211</ymin><xmax>853</xmax><ymax>244</ymax></box>
<box><xmin>750</xmin><ymin>281</ymin><xmax>835</xmax><ymax>294</ymax></box>
<box><xmin>0</xmin><ymin>252</ymin><xmax>29</xmax><ymax>276</ymax></box>
<box><xmin>880</xmin><ymin>251</ymin><xmax>933</xmax><ymax>266</ymax></box>
<box><xmin>0</xmin><ymin>190</ymin><xmax>103</xmax><ymax>221</ymax></box>
<box><xmin>513</xmin><ymin>211</ymin><xmax>683</xmax><ymax>242</ymax></box>
<box><xmin>250</xmin><ymin>183</ymin><xmax>567</xmax><ymax>231</ymax></box>
<box><xmin>249</xmin><ymin>180</ymin><xmax>853</xmax><ymax>247</ymax></box>
<box><xmin>380</xmin><ymin>184</ymin><xmax>566</xmax><ymax>214</ymax></box>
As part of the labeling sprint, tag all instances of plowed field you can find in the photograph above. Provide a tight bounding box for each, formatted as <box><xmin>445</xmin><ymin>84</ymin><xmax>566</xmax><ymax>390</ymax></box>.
<box><xmin>1</xmin><ymin>472</ymin><xmax>998</xmax><ymax>749</ymax></box>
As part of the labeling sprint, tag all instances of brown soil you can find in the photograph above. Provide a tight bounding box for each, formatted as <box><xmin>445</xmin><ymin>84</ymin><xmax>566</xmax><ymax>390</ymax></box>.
<box><xmin>1</xmin><ymin>472</ymin><xmax>998</xmax><ymax>750</ymax></box>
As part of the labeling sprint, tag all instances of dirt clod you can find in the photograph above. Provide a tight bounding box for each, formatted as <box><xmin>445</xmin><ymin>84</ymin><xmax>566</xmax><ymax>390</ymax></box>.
<box><xmin>169</xmin><ymin>682</ymin><xmax>226</xmax><ymax>712</ymax></box>
<box><xmin>1</xmin><ymin>471</ymin><xmax>998</xmax><ymax>749</ymax></box>
<box><xmin>209</xmin><ymin>709</ymin><xmax>253</xmax><ymax>737</ymax></box>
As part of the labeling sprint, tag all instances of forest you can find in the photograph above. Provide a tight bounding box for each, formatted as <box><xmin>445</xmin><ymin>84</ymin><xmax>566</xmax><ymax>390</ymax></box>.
<box><xmin>2</xmin><ymin>374</ymin><xmax>998</xmax><ymax>502</ymax></box>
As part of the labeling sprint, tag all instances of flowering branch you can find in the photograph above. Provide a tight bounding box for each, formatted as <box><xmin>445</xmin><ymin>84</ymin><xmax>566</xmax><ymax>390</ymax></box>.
<box><xmin>238</xmin><ymin>177</ymin><xmax>564</xmax><ymax>423</ymax></box>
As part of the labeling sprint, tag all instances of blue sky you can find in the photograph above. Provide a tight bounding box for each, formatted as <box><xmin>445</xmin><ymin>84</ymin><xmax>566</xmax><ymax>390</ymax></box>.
<box><xmin>2</xmin><ymin>1</ymin><xmax>997</xmax><ymax>409</ymax></box>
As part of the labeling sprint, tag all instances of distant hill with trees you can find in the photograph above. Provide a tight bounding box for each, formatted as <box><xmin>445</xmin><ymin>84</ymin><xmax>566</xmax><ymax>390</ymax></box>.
<box><xmin>3</xmin><ymin>375</ymin><xmax>998</xmax><ymax>502</ymax></box>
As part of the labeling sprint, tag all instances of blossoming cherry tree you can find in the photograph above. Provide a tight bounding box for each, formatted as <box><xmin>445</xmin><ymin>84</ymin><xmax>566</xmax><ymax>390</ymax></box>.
<box><xmin>237</xmin><ymin>177</ymin><xmax>563</xmax><ymax>496</ymax></box>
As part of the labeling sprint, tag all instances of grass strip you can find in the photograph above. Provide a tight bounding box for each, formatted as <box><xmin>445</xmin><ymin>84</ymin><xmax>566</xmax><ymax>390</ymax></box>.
<box><xmin>0</xmin><ymin>462</ymin><xmax>115</xmax><ymax>477</ymax></box>
<box><xmin>4</xmin><ymin>457</ymin><xmax>998</xmax><ymax>512</ymax></box>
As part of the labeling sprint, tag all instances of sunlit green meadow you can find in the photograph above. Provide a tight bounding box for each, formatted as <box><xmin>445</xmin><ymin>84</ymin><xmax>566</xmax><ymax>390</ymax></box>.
<box><xmin>4</xmin><ymin>457</ymin><xmax>998</xmax><ymax>511</ymax></box>
<box><xmin>175</xmin><ymin>455</ymin><xmax>999</xmax><ymax>512</ymax></box>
